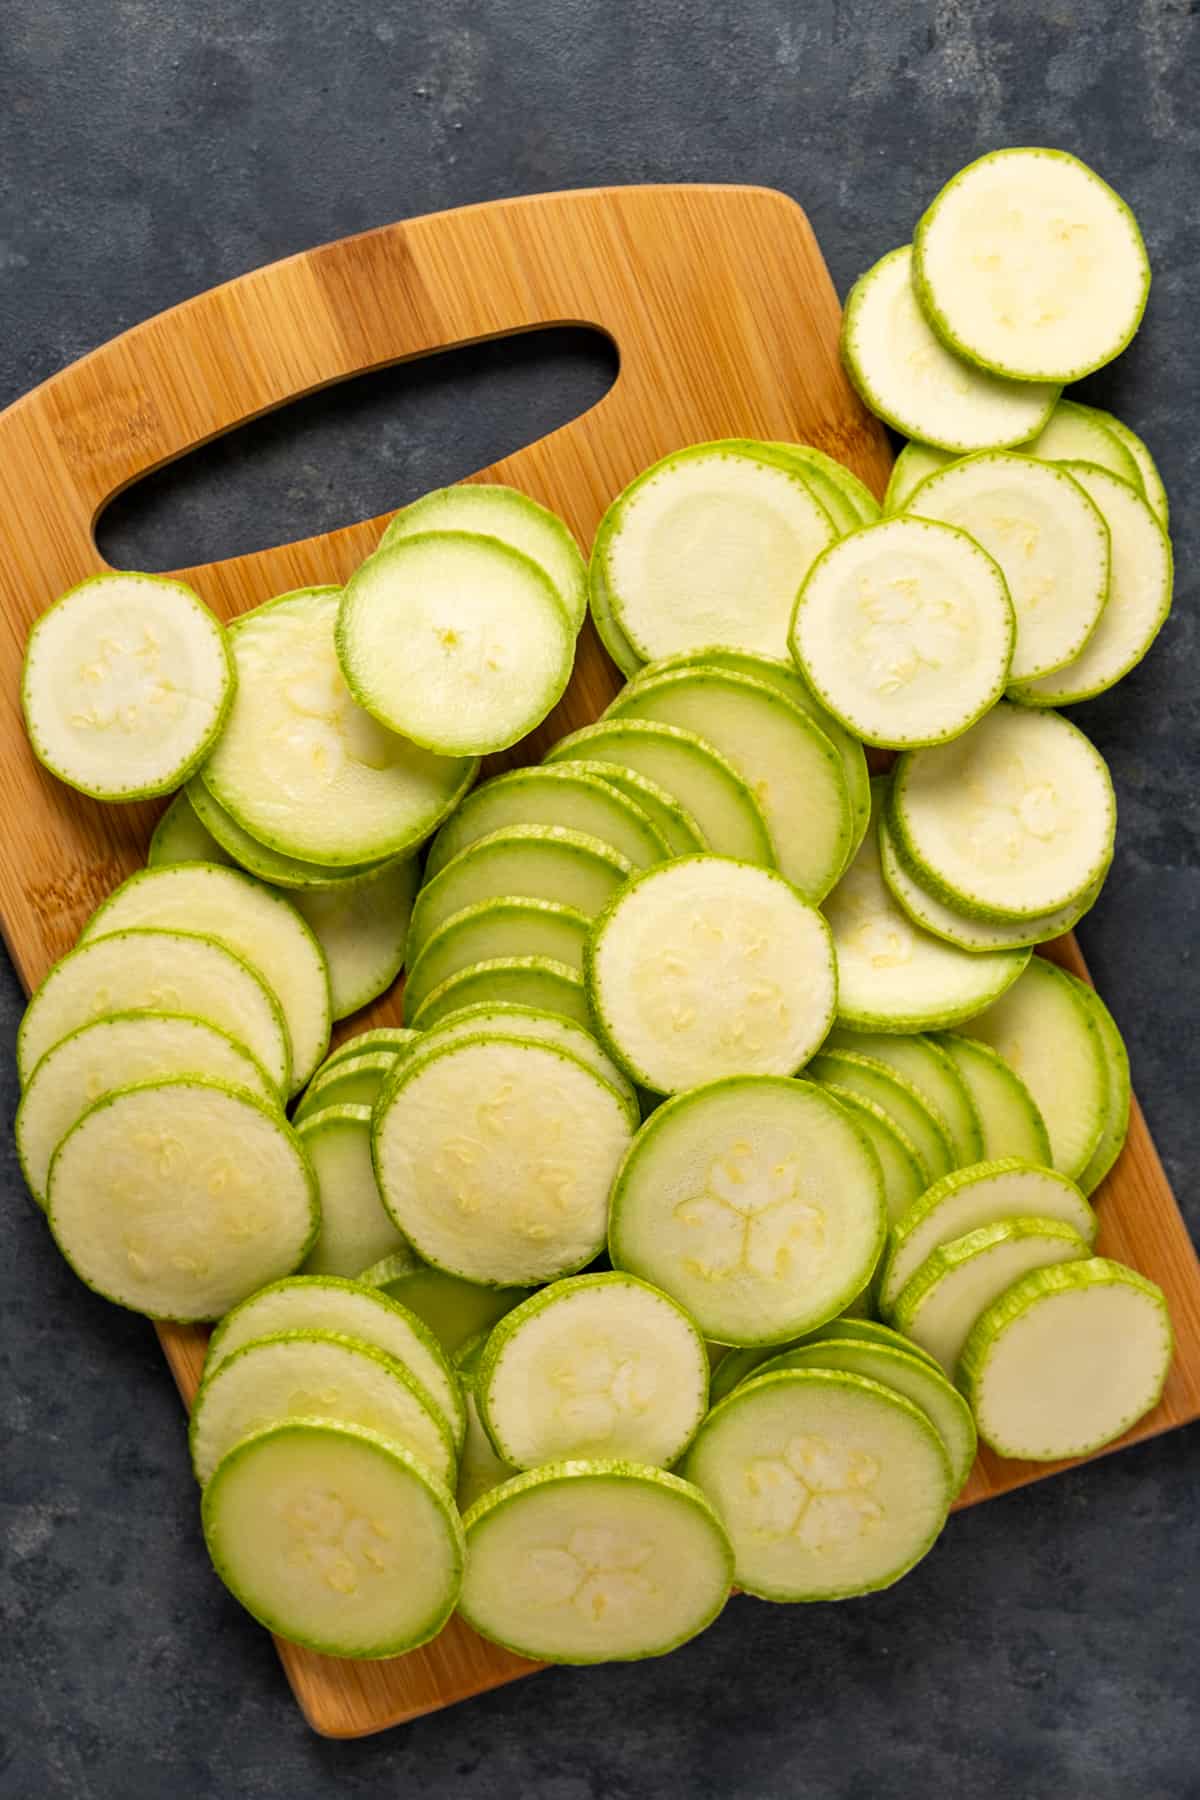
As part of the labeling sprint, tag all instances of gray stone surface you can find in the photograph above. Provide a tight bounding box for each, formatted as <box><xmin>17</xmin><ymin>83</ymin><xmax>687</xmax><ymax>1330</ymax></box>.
<box><xmin>1</xmin><ymin>2</ymin><xmax>1197</xmax><ymax>1796</ymax></box>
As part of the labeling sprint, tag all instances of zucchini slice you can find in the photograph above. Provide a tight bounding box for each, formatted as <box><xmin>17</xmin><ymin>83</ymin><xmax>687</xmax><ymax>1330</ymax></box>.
<box><xmin>295</xmin><ymin>1104</ymin><xmax>407</xmax><ymax>1279</ymax></box>
<box><xmin>290</xmin><ymin>856</ymin><xmax>418</xmax><ymax>1020</ymax></box>
<box><xmin>814</xmin><ymin>1085</ymin><xmax>928</xmax><ymax>1224</ymax></box>
<box><xmin>458</xmin><ymin>1461</ymin><xmax>733</xmax><ymax>1663</ymax></box>
<box><xmin>808</xmin><ymin>1051</ymin><xmax>953</xmax><ymax>1186</ymax></box>
<box><xmin>407</xmin><ymin>999</ymin><xmax>635</xmax><ymax>1105</ymax></box>
<box><xmin>293</xmin><ymin>1050</ymin><xmax>397</xmax><ymax>1121</ymax></box>
<box><xmin>404</xmin><ymin>898</ymin><xmax>590</xmax><ymax>1020</ymax></box>
<box><xmin>1022</xmin><ymin>399</ymin><xmax>1143</xmax><ymax>488</ymax></box>
<box><xmin>684</xmin><ymin>1369</ymin><xmax>951</xmax><ymax>1599</ymax></box>
<box><xmin>586</xmin><ymin>857</ymin><xmax>836</xmax><ymax>1094</ymax></box>
<box><xmin>883</xmin><ymin>443</ymin><xmax>955</xmax><ymax>514</ymax></box>
<box><xmin>425</xmin><ymin>766</ymin><xmax>668</xmax><ymax>881</ymax></box>
<box><xmin>913</xmin><ymin>148</ymin><xmax>1150</xmax><ymax>381</ymax></box>
<box><xmin>824</xmin><ymin>1028</ymin><xmax>982</xmax><ymax>1166</ymax></box>
<box><xmin>149</xmin><ymin>791</ymin><xmax>233</xmax><ymax>868</ymax></box>
<box><xmin>22</xmin><ymin>572</ymin><xmax>234</xmax><ymax>801</ymax></box>
<box><xmin>587</xmin><ymin>546</ymin><xmax>646</xmax><ymax>679</ymax></box>
<box><xmin>608</xmin><ymin>1076</ymin><xmax>885</xmax><ymax>1345</ymax></box>
<box><xmin>933</xmin><ymin>1033</ymin><xmax>1052</xmax><ymax>1165</ymax></box>
<box><xmin>544</xmin><ymin>758</ymin><xmax>705</xmax><ymax>857</ymax></box>
<box><xmin>188</xmin><ymin>775</ymin><xmax>390</xmax><ymax>890</ymax></box>
<box><xmin>1071</xmin><ymin>978</ymin><xmax>1132</xmax><ymax>1194</ymax></box>
<box><xmin>358</xmin><ymin>1245</ymin><xmax>532</xmax><ymax>1357</ymax></box>
<box><xmin>409</xmin><ymin>956</ymin><xmax>591</xmax><ymax>1032</ymax></box>
<box><xmin>1084</xmin><ymin>407</ymin><xmax>1168</xmax><ymax>526</ymax></box>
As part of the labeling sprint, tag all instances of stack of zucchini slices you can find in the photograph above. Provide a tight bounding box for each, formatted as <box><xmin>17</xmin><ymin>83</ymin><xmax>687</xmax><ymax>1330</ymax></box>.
<box><xmin>13</xmin><ymin>145</ymin><xmax>1175</xmax><ymax>1668</ymax></box>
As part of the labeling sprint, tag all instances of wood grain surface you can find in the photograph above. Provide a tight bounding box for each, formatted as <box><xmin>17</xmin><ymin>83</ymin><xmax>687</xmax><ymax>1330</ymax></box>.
<box><xmin>0</xmin><ymin>185</ymin><xmax>1195</xmax><ymax>1738</ymax></box>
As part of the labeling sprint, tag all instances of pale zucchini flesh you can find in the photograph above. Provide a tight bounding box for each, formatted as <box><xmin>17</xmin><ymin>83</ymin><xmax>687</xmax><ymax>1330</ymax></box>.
<box><xmin>407</xmin><ymin>1000</ymin><xmax>635</xmax><ymax>1105</ymax></box>
<box><xmin>409</xmin><ymin>956</ymin><xmax>591</xmax><ymax>1032</ymax></box>
<box><xmin>608</xmin><ymin>1076</ymin><xmax>885</xmax><ymax>1345</ymax></box>
<box><xmin>201</xmin><ymin>1421</ymin><xmax>463</xmax><ymax>1658</ymax></box>
<box><xmin>1086</xmin><ymin>407</ymin><xmax>1168</xmax><ymax>526</ymax></box>
<box><xmin>684</xmin><ymin>1369</ymin><xmax>952</xmax><ymax>1600</ymax></box>
<box><xmin>586</xmin><ymin>857</ymin><xmax>837</xmax><ymax>1094</ymax></box>
<box><xmin>587</xmin><ymin>547</ymin><xmax>646</xmax><ymax>679</ymax></box>
<box><xmin>148</xmin><ymin>791</ymin><xmax>234</xmax><ymax>868</ymax></box>
<box><xmin>290</xmin><ymin>856</ymin><xmax>418</xmax><ymax>1020</ymax></box>
<box><xmin>359</xmin><ymin>1246</ymin><xmax>533</xmax><ymax>1357</ymax></box>
<box><xmin>321</xmin><ymin>1027</ymin><xmax>420</xmax><ymax>1069</ymax></box>
<box><xmin>1072</xmin><ymin>978</ymin><xmax>1131</xmax><ymax>1194</ymax></box>
<box><xmin>424</xmin><ymin>766</ymin><xmax>668</xmax><ymax>881</ymax></box>
<box><xmin>808</xmin><ymin>1051</ymin><xmax>953</xmax><ymax>1186</ymax></box>
<box><xmin>458</xmin><ymin>1461</ymin><xmax>733</xmax><ymax>1663</ymax></box>
<box><xmin>188</xmin><ymin>774</ymin><xmax>390</xmax><ymax>889</ymax></box>
<box><xmin>47</xmin><ymin>1078</ymin><xmax>318</xmax><ymax>1321</ymax></box>
<box><xmin>546</xmin><ymin>758</ymin><xmax>706</xmax><ymax>857</ymax></box>
<box><xmin>477</xmin><ymin>1272</ymin><xmax>709</xmax><ymax>1469</ymax></box>
<box><xmin>884</xmin><ymin>443</ymin><xmax>955</xmax><ymax>513</ymax></box>
<box><xmin>933</xmin><ymin>1033</ymin><xmax>1052</xmax><ymax>1165</ymax></box>
<box><xmin>815</xmin><ymin>1085</ymin><xmax>928</xmax><ymax>1224</ymax></box>
<box><xmin>293</xmin><ymin>1051</ymin><xmax>397</xmax><ymax>1122</ymax></box>
<box><xmin>1022</xmin><ymin>399</ymin><xmax>1143</xmax><ymax>488</ymax></box>
<box><xmin>824</xmin><ymin>1028</ymin><xmax>982</xmax><ymax>1166</ymax></box>
<box><xmin>403</xmin><ymin>898</ymin><xmax>590</xmax><ymax>1020</ymax></box>
<box><xmin>296</xmin><ymin>1105</ymin><xmax>408</xmax><ymax>1280</ymax></box>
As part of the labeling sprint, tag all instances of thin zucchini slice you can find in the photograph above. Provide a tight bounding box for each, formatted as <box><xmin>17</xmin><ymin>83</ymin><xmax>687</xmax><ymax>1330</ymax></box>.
<box><xmin>373</xmin><ymin>1033</ymin><xmax>635</xmax><ymax>1285</ymax></box>
<box><xmin>81</xmin><ymin>863</ymin><xmax>332</xmax><ymax>1094</ymax></box>
<box><xmin>321</xmin><ymin>1027</ymin><xmax>419</xmax><ymax>1069</ymax></box>
<box><xmin>587</xmin><ymin>549</ymin><xmax>646</xmax><ymax>679</ymax></box>
<box><xmin>883</xmin><ymin>443</ymin><xmax>955</xmax><ymax>513</ymax></box>
<box><xmin>545</xmin><ymin>759</ymin><xmax>705</xmax><ymax>857</ymax></box>
<box><xmin>684</xmin><ymin>1369</ymin><xmax>951</xmax><ymax>1599</ymax></box>
<box><xmin>1008</xmin><ymin>462</ymin><xmax>1172</xmax><ymax>705</ymax></box>
<box><xmin>17</xmin><ymin>1011</ymin><xmax>276</xmax><ymax>1210</ymax></box>
<box><xmin>295</xmin><ymin>1104</ymin><xmax>407</xmax><ymax>1279</ymax></box>
<box><xmin>201</xmin><ymin>1421</ymin><xmax>463</xmax><ymax>1657</ymax></box>
<box><xmin>842</xmin><ymin>245</ymin><xmax>1057</xmax><ymax>451</ymax></box>
<box><xmin>477</xmin><ymin>1272</ymin><xmax>708</xmax><ymax>1469</ymax></box>
<box><xmin>790</xmin><ymin>516</ymin><xmax>1014</xmax><ymax>748</ymax></box>
<box><xmin>824</xmin><ymin>782</ymin><xmax>1029</xmax><ymax>1032</ymax></box>
<box><xmin>959</xmin><ymin>1258</ymin><xmax>1172</xmax><ymax>1460</ymax></box>
<box><xmin>913</xmin><ymin>148</ymin><xmax>1151</xmax><ymax>381</ymax></box>
<box><xmin>586</xmin><ymin>857</ymin><xmax>836</xmax><ymax>1094</ymax></box>
<box><xmin>597</xmin><ymin>440</ymin><xmax>836</xmax><ymax>661</ymax></box>
<box><xmin>1022</xmin><ymin>399</ymin><xmax>1143</xmax><ymax>488</ymax></box>
<box><xmin>606</xmin><ymin>668</ymin><xmax>852</xmax><ymax>901</ymax></box>
<box><xmin>746</xmin><ymin>1340</ymin><xmax>977</xmax><ymax>1496</ymax></box>
<box><xmin>293</xmin><ymin>1050</ymin><xmax>397</xmax><ymax>1122</ymax></box>
<box><xmin>1086</xmin><ymin>407</ymin><xmax>1168</xmax><ymax>526</ymax></box>
<box><xmin>290</xmin><ymin>857</ymin><xmax>418</xmax><ymax>1020</ymax></box>
<box><xmin>795</xmin><ymin>1317</ymin><xmax>945</xmax><ymax>1373</ymax></box>
<box><xmin>891</xmin><ymin>1214</ymin><xmax>1089</xmax><ymax>1375</ymax></box>
<box><xmin>763</xmin><ymin>442</ymin><xmax>862</xmax><ymax>533</ymax></box>
<box><xmin>406</xmin><ymin>999</ymin><xmax>635</xmax><ymax>1106</ymax></box>
<box><xmin>808</xmin><ymin>1051</ymin><xmax>953</xmax><ymax>1185</ymax></box>
<box><xmin>188</xmin><ymin>775</ymin><xmax>389</xmax><ymax>889</ymax></box>
<box><xmin>815</xmin><ymin>1085</ymin><xmax>928</xmax><ymax>1223</ymax></box>
<box><xmin>933</xmin><ymin>1033</ymin><xmax>1052</xmax><ymax>1165</ymax></box>
<box><xmin>190</xmin><ymin>1328</ymin><xmax>455</xmax><ymax>1488</ymax></box>
<box><xmin>879</xmin><ymin>809</ymin><xmax>1102</xmax><ymax>952</ymax></box>
<box><xmin>47</xmin><ymin>1078</ymin><xmax>317</xmax><ymax>1321</ymax></box>
<box><xmin>17</xmin><ymin>928</ymin><xmax>290</xmax><ymax>1097</ymax></box>
<box><xmin>454</xmin><ymin>1336</ymin><xmax>519</xmax><ymax>1511</ymax></box>
<box><xmin>205</xmin><ymin>1273</ymin><xmax>465</xmax><ymax>1452</ymax></box>
<box><xmin>824</xmin><ymin>1029</ymin><xmax>983</xmax><ymax>1166</ymax></box>
<box><xmin>905</xmin><ymin>452</ymin><xmax>1109</xmax><ymax>683</ymax></box>
<box><xmin>545</xmin><ymin>720</ymin><xmax>772</xmax><ymax>865</ymax></box>
<box><xmin>425</xmin><ymin>766</ymin><xmax>668</xmax><ymax>882</ymax></box>
<box><xmin>1071</xmin><ymin>978</ymin><xmax>1132</xmax><ymax>1194</ymax></box>
<box><xmin>337</xmin><ymin>532</ymin><xmax>574</xmax><ymax>755</ymax></box>
<box><xmin>608</xmin><ymin>1076</ymin><xmax>885</xmax><ymax>1345</ymax></box>
<box><xmin>409</xmin><ymin>956</ymin><xmax>591</xmax><ymax>1031</ymax></box>
<box><xmin>404</xmin><ymin>898</ymin><xmax>590</xmax><ymax>1019</ymax></box>
<box><xmin>358</xmin><ymin>1245</ymin><xmax>532</xmax><ymax>1356</ymax></box>
<box><xmin>890</xmin><ymin>704</ymin><xmax>1116</xmax><ymax>921</ymax></box>
<box><xmin>459</xmin><ymin>1460</ymin><xmax>732</xmax><ymax>1663</ymax></box>
<box><xmin>380</xmin><ymin>482</ymin><xmax>587</xmax><ymax>629</ymax></box>
<box><xmin>785</xmin><ymin>448</ymin><xmax>881</xmax><ymax>525</ymax></box>
<box><xmin>202</xmin><ymin>585</ymin><xmax>476</xmax><ymax>864</ymax></box>
<box><xmin>959</xmin><ymin>955</ymin><xmax>1110</xmax><ymax>1181</ymax></box>
<box><xmin>148</xmin><ymin>791</ymin><xmax>233</xmax><ymax>868</ymax></box>
<box><xmin>22</xmin><ymin>572</ymin><xmax>234</xmax><ymax>801</ymax></box>
<box><xmin>878</xmin><ymin>1158</ymin><xmax>1098</xmax><ymax>1318</ymax></box>
<box><xmin>407</xmin><ymin>825</ymin><xmax>633</xmax><ymax>965</ymax></box>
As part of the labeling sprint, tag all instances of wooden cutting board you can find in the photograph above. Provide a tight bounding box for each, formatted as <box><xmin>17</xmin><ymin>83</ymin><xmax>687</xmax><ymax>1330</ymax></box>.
<box><xmin>0</xmin><ymin>184</ymin><xmax>1196</xmax><ymax>1738</ymax></box>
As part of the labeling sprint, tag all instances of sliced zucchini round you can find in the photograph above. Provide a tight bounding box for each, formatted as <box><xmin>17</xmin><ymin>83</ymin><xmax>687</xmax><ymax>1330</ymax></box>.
<box><xmin>380</xmin><ymin>482</ymin><xmax>586</xmax><ymax>629</ymax></box>
<box><xmin>545</xmin><ymin>758</ymin><xmax>705</xmax><ymax>857</ymax></box>
<box><xmin>586</xmin><ymin>857</ymin><xmax>836</xmax><ymax>1094</ymax></box>
<box><xmin>933</xmin><ymin>1033</ymin><xmax>1052</xmax><ymax>1165</ymax></box>
<box><xmin>913</xmin><ymin>148</ymin><xmax>1151</xmax><ymax>381</ymax></box>
<box><xmin>404</xmin><ymin>898</ymin><xmax>590</xmax><ymax>1020</ymax></box>
<box><xmin>459</xmin><ymin>1460</ymin><xmax>732</xmax><ymax>1664</ymax></box>
<box><xmin>762</xmin><ymin>442</ymin><xmax>860</xmax><ymax>532</ymax></box>
<box><xmin>205</xmin><ymin>1273</ymin><xmax>465</xmax><ymax>1452</ymax></box>
<box><xmin>373</xmin><ymin>1032</ymin><xmax>635</xmax><ymax>1285</ymax></box>
<box><xmin>814</xmin><ymin>1085</ymin><xmax>928</xmax><ymax>1224</ymax></box>
<box><xmin>824</xmin><ymin>782</ymin><xmax>1029</xmax><ymax>1032</ymax></box>
<box><xmin>1022</xmin><ymin>399</ymin><xmax>1143</xmax><ymax>488</ymax></box>
<box><xmin>545</xmin><ymin>719</ymin><xmax>772</xmax><ymax>865</ymax></box>
<box><xmin>337</xmin><ymin>532</ymin><xmax>574</xmax><ymax>755</ymax></box>
<box><xmin>769</xmin><ymin>443</ymin><xmax>882</xmax><ymax>526</ymax></box>
<box><xmin>293</xmin><ymin>1050</ymin><xmax>397</xmax><ymax>1121</ymax></box>
<box><xmin>201</xmin><ymin>1420</ymin><xmax>463</xmax><ymax>1657</ymax></box>
<box><xmin>425</xmin><ymin>766</ymin><xmax>668</xmax><ymax>881</ymax></box>
<box><xmin>790</xmin><ymin>516</ymin><xmax>1014</xmax><ymax>748</ymax></box>
<box><xmin>890</xmin><ymin>704</ymin><xmax>1115</xmax><ymax>921</ymax></box>
<box><xmin>290</xmin><ymin>856</ymin><xmax>418</xmax><ymax>1020</ymax></box>
<box><xmin>794</xmin><ymin>1317</ymin><xmax>945</xmax><ymax>1373</ymax></box>
<box><xmin>824</xmin><ymin>1028</ymin><xmax>982</xmax><ymax>1167</ymax></box>
<box><xmin>884</xmin><ymin>442</ymin><xmax>954</xmax><ymax>514</ymax></box>
<box><xmin>81</xmin><ymin>863</ymin><xmax>332</xmax><ymax>1094</ymax></box>
<box><xmin>809</xmin><ymin>1050</ymin><xmax>952</xmax><ymax>1186</ymax></box>
<box><xmin>295</xmin><ymin>1104</ymin><xmax>407</xmax><ymax>1279</ymax></box>
<box><xmin>1072</xmin><ymin>978</ymin><xmax>1131</xmax><ymax>1195</ymax></box>
<box><xmin>358</xmin><ymin>1245</ymin><xmax>533</xmax><ymax>1357</ymax></box>
<box><xmin>608</xmin><ymin>1076</ymin><xmax>885</xmax><ymax>1345</ymax></box>
<box><xmin>959</xmin><ymin>955</ymin><xmax>1110</xmax><ymax>1181</ymax></box>
<box><xmin>959</xmin><ymin>1258</ymin><xmax>1172</xmax><ymax>1460</ymax></box>
<box><xmin>47</xmin><ymin>1077</ymin><xmax>317</xmax><ymax>1321</ymax></box>
<box><xmin>892</xmin><ymin>1214</ymin><xmax>1089</xmax><ymax>1375</ymax></box>
<box><xmin>606</xmin><ymin>667</ymin><xmax>852</xmax><ymax>901</ymax></box>
<box><xmin>201</xmin><ymin>585</ymin><xmax>476</xmax><ymax>863</ymax></box>
<box><xmin>477</xmin><ymin>1272</ymin><xmax>708</xmax><ymax>1469</ymax></box>
<box><xmin>188</xmin><ymin>775</ymin><xmax>389</xmax><ymax>890</ymax></box>
<box><xmin>148</xmin><ymin>791</ymin><xmax>232</xmax><ymax>868</ymax></box>
<box><xmin>454</xmin><ymin>1337</ymin><xmax>519</xmax><ymax>1512</ymax></box>
<box><xmin>1008</xmin><ymin>461</ymin><xmax>1172</xmax><ymax>706</ymax></box>
<box><xmin>22</xmin><ymin>572</ymin><xmax>234</xmax><ymax>801</ymax></box>
<box><xmin>320</xmin><ymin>1026</ymin><xmax>419</xmax><ymax>1070</ymax></box>
<box><xmin>1085</xmin><ymin>407</ymin><xmax>1168</xmax><ymax>526</ymax></box>
<box><xmin>684</xmin><ymin>1368</ymin><xmax>951</xmax><ymax>1599</ymax></box>
<box><xmin>410</xmin><ymin>955</ymin><xmax>591</xmax><ymax>1032</ymax></box>
<box><xmin>596</xmin><ymin>440</ymin><xmax>836</xmax><ymax>661</ymax></box>
<box><xmin>878</xmin><ymin>1158</ymin><xmax>1098</xmax><ymax>1318</ymax></box>
<box><xmin>842</xmin><ymin>245</ymin><xmax>1057</xmax><ymax>451</ymax></box>
<box><xmin>407</xmin><ymin>999</ymin><xmax>635</xmax><ymax>1105</ymax></box>
<box><xmin>587</xmin><ymin>547</ymin><xmax>646</xmax><ymax>679</ymax></box>
<box><xmin>17</xmin><ymin>1011</ymin><xmax>276</xmax><ymax>1210</ymax></box>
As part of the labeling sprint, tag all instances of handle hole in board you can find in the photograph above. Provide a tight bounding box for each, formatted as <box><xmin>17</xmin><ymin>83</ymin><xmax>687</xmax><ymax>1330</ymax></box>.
<box><xmin>95</xmin><ymin>327</ymin><xmax>618</xmax><ymax>572</ymax></box>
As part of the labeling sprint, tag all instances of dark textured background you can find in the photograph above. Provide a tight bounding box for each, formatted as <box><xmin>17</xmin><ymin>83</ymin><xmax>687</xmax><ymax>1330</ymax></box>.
<box><xmin>2</xmin><ymin>3</ymin><xmax>1198</xmax><ymax>1796</ymax></box>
